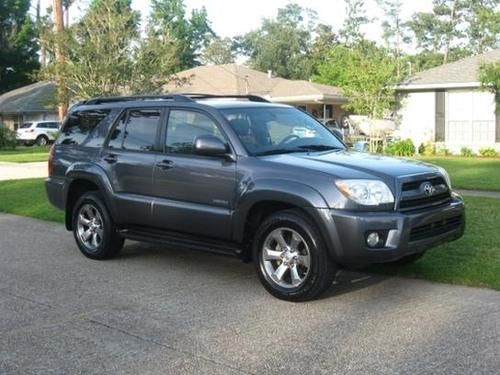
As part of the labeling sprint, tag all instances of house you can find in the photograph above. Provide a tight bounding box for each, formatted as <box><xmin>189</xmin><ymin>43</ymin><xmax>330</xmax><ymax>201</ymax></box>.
<box><xmin>164</xmin><ymin>64</ymin><xmax>348</xmax><ymax>124</ymax></box>
<box><xmin>0</xmin><ymin>81</ymin><xmax>58</xmax><ymax>130</ymax></box>
<box><xmin>396</xmin><ymin>49</ymin><xmax>500</xmax><ymax>153</ymax></box>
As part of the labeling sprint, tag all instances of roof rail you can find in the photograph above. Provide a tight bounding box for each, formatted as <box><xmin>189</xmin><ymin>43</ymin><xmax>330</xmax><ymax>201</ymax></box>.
<box><xmin>84</xmin><ymin>94</ymin><xmax>194</xmax><ymax>105</ymax></box>
<box><xmin>83</xmin><ymin>93</ymin><xmax>270</xmax><ymax>105</ymax></box>
<box><xmin>181</xmin><ymin>93</ymin><xmax>270</xmax><ymax>103</ymax></box>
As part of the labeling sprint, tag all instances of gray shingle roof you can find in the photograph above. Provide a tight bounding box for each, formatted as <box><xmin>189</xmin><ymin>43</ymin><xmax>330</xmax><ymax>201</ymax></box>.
<box><xmin>0</xmin><ymin>81</ymin><xmax>57</xmax><ymax>114</ymax></box>
<box><xmin>398</xmin><ymin>49</ymin><xmax>500</xmax><ymax>89</ymax></box>
<box><xmin>164</xmin><ymin>64</ymin><xmax>346</xmax><ymax>101</ymax></box>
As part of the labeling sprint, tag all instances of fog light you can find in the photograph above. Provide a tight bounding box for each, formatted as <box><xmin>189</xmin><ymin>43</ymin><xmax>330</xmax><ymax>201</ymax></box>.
<box><xmin>366</xmin><ymin>232</ymin><xmax>380</xmax><ymax>247</ymax></box>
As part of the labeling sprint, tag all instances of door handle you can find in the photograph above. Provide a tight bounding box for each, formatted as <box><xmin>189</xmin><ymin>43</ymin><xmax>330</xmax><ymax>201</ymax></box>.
<box><xmin>156</xmin><ymin>159</ymin><xmax>174</xmax><ymax>170</ymax></box>
<box><xmin>103</xmin><ymin>154</ymin><xmax>118</xmax><ymax>164</ymax></box>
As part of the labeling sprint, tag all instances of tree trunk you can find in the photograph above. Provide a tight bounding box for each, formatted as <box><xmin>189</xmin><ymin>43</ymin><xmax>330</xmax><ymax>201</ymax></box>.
<box><xmin>443</xmin><ymin>0</ymin><xmax>457</xmax><ymax>64</ymax></box>
<box><xmin>53</xmin><ymin>0</ymin><xmax>68</xmax><ymax>120</ymax></box>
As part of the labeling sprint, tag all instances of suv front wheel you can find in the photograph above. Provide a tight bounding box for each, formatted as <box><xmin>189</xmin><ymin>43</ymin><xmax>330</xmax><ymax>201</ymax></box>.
<box><xmin>253</xmin><ymin>210</ymin><xmax>337</xmax><ymax>301</ymax></box>
<box><xmin>72</xmin><ymin>192</ymin><xmax>124</xmax><ymax>260</ymax></box>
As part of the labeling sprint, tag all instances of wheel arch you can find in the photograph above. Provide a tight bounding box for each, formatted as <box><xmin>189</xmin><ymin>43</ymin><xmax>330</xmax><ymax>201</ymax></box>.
<box><xmin>233</xmin><ymin>180</ymin><xmax>330</xmax><ymax>262</ymax></box>
<box><xmin>64</xmin><ymin>165</ymin><xmax>116</xmax><ymax>230</ymax></box>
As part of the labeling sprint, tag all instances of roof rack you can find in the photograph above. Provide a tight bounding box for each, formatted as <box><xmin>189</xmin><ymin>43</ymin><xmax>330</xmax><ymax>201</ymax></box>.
<box><xmin>84</xmin><ymin>94</ymin><xmax>194</xmax><ymax>105</ymax></box>
<box><xmin>83</xmin><ymin>93</ymin><xmax>270</xmax><ymax>105</ymax></box>
<box><xmin>180</xmin><ymin>94</ymin><xmax>270</xmax><ymax>103</ymax></box>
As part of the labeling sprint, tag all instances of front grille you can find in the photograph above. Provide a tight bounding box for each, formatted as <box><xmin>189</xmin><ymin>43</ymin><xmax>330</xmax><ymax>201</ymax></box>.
<box><xmin>409</xmin><ymin>215</ymin><xmax>463</xmax><ymax>242</ymax></box>
<box><xmin>402</xmin><ymin>177</ymin><xmax>446</xmax><ymax>192</ymax></box>
<box><xmin>399</xmin><ymin>176</ymin><xmax>451</xmax><ymax>212</ymax></box>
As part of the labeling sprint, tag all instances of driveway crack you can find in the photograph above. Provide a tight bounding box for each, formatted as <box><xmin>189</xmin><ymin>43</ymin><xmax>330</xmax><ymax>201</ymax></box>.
<box><xmin>84</xmin><ymin>317</ymin><xmax>256</xmax><ymax>375</ymax></box>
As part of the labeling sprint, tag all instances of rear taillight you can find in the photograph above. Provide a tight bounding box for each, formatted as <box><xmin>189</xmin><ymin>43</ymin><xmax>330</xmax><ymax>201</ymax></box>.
<box><xmin>27</xmin><ymin>129</ymin><xmax>34</xmax><ymax>133</ymax></box>
<box><xmin>48</xmin><ymin>144</ymin><xmax>55</xmax><ymax>176</ymax></box>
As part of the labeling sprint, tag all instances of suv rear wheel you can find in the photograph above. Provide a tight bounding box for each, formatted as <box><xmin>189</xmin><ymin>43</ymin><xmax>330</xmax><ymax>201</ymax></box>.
<box><xmin>36</xmin><ymin>135</ymin><xmax>48</xmax><ymax>146</ymax></box>
<box><xmin>253</xmin><ymin>210</ymin><xmax>337</xmax><ymax>301</ymax></box>
<box><xmin>72</xmin><ymin>192</ymin><xmax>124</xmax><ymax>260</ymax></box>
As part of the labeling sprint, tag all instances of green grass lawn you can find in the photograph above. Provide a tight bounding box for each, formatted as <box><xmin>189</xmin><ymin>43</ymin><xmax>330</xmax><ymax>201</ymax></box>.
<box><xmin>0</xmin><ymin>178</ymin><xmax>63</xmax><ymax>222</ymax></box>
<box><xmin>0</xmin><ymin>178</ymin><xmax>499</xmax><ymax>291</ymax></box>
<box><xmin>419</xmin><ymin>157</ymin><xmax>500</xmax><ymax>192</ymax></box>
<box><xmin>0</xmin><ymin>146</ymin><xmax>50</xmax><ymax>163</ymax></box>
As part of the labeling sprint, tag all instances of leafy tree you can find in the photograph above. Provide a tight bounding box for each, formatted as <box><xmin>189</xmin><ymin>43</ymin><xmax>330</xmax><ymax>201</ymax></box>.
<box><xmin>0</xmin><ymin>0</ymin><xmax>40</xmax><ymax>94</ymax></box>
<box><xmin>376</xmin><ymin>0</ymin><xmax>410</xmax><ymax>77</ymax></box>
<box><xmin>310</xmin><ymin>24</ymin><xmax>338</xmax><ymax>74</ymax></box>
<box><xmin>339</xmin><ymin>0</ymin><xmax>369</xmax><ymax>46</ymax></box>
<box><xmin>314</xmin><ymin>42</ymin><xmax>397</xmax><ymax>118</ymax></box>
<box><xmin>149</xmin><ymin>0</ymin><xmax>213</xmax><ymax>69</ymax></box>
<box><xmin>201</xmin><ymin>37</ymin><xmax>235</xmax><ymax>65</ymax></box>
<box><xmin>407</xmin><ymin>0</ymin><xmax>471</xmax><ymax>63</ymax></box>
<box><xmin>402</xmin><ymin>48</ymin><xmax>472</xmax><ymax>75</ymax></box>
<box><xmin>466</xmin><ymin>0</ymin><xmax>500</xmax><ymax>54</ymax></box>
<box><xmin>237</xmin><ymin>3</ymin><xmax>316</xmax><ymax>79</ymax></box>
<box><xmin>479</xmin><ymin>62</ymin><xmax>500</xmax><ymax>111</ymax></box>
<box><xmin>41</xmin><ymin>0</ymin><xmax>178</xmax><ymax>98</ymax></box>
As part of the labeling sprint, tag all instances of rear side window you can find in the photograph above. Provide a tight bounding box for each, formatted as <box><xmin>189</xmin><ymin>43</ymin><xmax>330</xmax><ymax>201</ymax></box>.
<box><xmin>36</xmin><ymin>123</ymin><xmax>47</xmax><ymax>128</ymax></box>
<box><xmin>108</xmin><ymin>109</ymin><xmax>161</xmax><ymax>152</ymax></box>
<box><xmin>20</xmin><ymin>123</ymin><xmax>32</xmax><ymax>129</ymax></box>
<box><xmin>58</xmin><ymin>109</ymin><xmax>111</xmax><ymax>145</ymax></box>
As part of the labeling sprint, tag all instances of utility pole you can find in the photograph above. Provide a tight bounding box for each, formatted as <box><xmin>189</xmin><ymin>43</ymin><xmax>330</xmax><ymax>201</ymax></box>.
<box><xmin>53</xmin><ymin>0</ymin><xmax>68</xmax><ymax>120</ymax></box>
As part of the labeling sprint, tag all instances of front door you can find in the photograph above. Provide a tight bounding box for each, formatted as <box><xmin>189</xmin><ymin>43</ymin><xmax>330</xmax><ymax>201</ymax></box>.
<box><xmin>152</xmin><ymin>109</ymin><xmax>237</xmax><ymax>240</ymax></box>
<box><xmin>100</xmin><ymin>108</ymin><xmax>163</xmax><ymax>226</ymax></box>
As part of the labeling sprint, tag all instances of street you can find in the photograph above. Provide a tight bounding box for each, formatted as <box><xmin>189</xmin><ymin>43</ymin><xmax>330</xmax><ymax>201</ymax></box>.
<box><xmin>0</xmin><ymin>213</ymin><xmax>499</xmax><ymax>375</ymax></box>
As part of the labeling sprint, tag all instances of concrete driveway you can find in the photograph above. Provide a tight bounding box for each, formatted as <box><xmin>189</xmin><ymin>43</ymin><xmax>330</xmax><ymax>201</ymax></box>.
<box><xmin>0</xmin><ymin>162</ymin><xmax>47</xmax><ymax>181</ymax></box>
<box><xmin>1</xmin><ymin>213</ymin><xmax>499</xmax><ymax>375</ymax></box>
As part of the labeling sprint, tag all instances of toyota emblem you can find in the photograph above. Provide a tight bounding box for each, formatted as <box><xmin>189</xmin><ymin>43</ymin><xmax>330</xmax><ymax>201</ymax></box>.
<box><xmin>422</xmin><ymin>182</ymin><xmax>435</xmax><ymax>196</ymax></box>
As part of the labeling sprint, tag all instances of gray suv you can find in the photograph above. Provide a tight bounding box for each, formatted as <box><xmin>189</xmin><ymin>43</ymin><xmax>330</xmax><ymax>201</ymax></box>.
<box><xmin>46</xmin><ymin>94</ymin><xmax>465</xmax><ymax>301</ymax></box>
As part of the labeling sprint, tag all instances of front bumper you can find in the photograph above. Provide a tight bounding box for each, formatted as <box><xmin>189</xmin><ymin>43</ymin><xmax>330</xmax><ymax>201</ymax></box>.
<box><xmin>313</xmin><ymin>194</ymin><xmax>465</xmax><ymax>265</ymax></box>
<box><xmin>16</xmin><ymin>133</ymin><xmax>37</xmax><ymax>141</ymax></box>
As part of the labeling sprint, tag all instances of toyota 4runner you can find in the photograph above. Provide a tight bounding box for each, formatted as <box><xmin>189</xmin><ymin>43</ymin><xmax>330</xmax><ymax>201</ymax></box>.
<box><xmin>46</xmin><ymin>94</ymin><xmax>465</xmax><ymax>301</ymax></box>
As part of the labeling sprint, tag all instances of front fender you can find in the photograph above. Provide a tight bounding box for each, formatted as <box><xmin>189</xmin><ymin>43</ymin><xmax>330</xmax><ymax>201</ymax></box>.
<box><xmin>232</xmin><ymin>178</ymin><xmax>329</xmax><ymax>242</ymax></box>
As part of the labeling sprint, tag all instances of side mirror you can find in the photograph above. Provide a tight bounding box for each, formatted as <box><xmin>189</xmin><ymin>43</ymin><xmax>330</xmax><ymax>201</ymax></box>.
<box><xmin>194</xmin><ymin>135</ymin><xmax>228</xmax><ymax>157</ymax></box>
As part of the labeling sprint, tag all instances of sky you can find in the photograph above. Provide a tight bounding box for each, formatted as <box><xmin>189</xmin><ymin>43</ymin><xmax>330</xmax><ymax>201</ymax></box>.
<box><xmin>37</xmin><ymin>0</ymin><xmax>433</xmax><ymax>43</ymax></box>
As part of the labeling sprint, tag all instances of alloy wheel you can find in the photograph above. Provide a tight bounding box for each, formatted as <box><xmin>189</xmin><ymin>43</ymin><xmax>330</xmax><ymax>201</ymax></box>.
<box><xmin>76</xmin><ymin>204</ymin><xmax>104</xmax><ymax>252</ymax></box>
<box><xmin>260</xmin><ymin>227</ymin><xmax>311</xmax><ymax>289</ymax></box>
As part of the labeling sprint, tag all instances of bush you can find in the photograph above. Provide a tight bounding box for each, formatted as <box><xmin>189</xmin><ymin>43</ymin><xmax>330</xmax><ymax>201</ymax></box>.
<box><xmin>479</xmin><ymin>147</ymin><xmax>497</xmax><ymax>157</ymax></box>
<box><xmin>384</xmin><ymin>139</ymin><xmax>416</xmax><ymax>157</ymax></box>
<box><xmin>435</xmin><ymin>143</ymin><xmax>452</xmax><ymax>156</ymax></box>
<box><xmin>0</xmin><ymin>124</ymin><xmax>17</xmax><ymax>150</ymax></box>
<box><xmin>460</xmin><ymin>147</ymin><xmax>474</xmax><ymax>157</ymax></box>
<box><xmin>419</xmin><ymin>142</ymin><xmax>436</xmax><ymax>156</ymax></box>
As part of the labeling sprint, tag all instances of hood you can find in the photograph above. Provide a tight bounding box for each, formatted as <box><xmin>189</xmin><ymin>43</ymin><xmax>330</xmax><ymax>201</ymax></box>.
<box><xmin>260</xmin><ymin>150</ymin><xmax>440</xmax><ymax>180</ymax></box>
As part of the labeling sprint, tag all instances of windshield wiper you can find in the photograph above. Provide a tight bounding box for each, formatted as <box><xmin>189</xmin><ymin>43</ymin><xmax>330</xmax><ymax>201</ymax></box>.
<box><xmin>254</xmin><ymin>148</ymin><xmax>306</xmax><ymax>156</ymax></box>
<box><xmin>297</xmin><ymin>144</ymin><xmax>344</xmax><ymax>151</ymax></box>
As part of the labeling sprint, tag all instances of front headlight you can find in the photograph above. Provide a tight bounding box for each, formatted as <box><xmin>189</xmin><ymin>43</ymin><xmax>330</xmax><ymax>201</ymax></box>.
<box><xmin>335</xmin><ymin>179</ymin><xmax>394</xmax><ymax>206</ymax></box>
<box><xmin>437</xmin><ymin>167</ymin><xmax>452</xmax><ymax>188</ymax></box>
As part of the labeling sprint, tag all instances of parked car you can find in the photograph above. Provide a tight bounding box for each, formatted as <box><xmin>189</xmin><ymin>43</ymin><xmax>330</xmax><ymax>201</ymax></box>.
<box><xmin>45</xmin><ymin>94</ymin><xmax>465</xmax><ymax>301</ymax></box>
<box><xmin>16</xmin><ymin>121</ymin><xmax>60</xmax><ymax>146</ymax></box>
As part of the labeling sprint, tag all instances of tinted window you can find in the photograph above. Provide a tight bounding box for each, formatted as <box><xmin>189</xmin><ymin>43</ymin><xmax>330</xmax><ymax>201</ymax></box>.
<box><xmin>166</xmin><ymin>110</ymin><xmax>222</xmax><ymax>154</ymax></box>
<box><xmin>36</xmin><ymin>123</ymin><xmax>47</xmax><ymax>128</ymax></box>
<box><xmin>58</xmin><ymin>109</ymin><xmax>111</xmax><ymax>145</ymax></box>
<box><xmin>108</xmin><ymin>109</ymin><xmax>160</xmax><ymax>152</ymax></box>
<box><xmin>20</xmin><ymin>123</ymin><xmax>32</xmax><ymax>129</ymax></box>
<box><xmin>49</xmin><ymin>123</ymin><xmax>59</xmax><ymax>129</ymax></box>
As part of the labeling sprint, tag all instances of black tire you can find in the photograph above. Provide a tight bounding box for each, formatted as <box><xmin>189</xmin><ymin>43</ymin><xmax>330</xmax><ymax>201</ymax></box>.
<box><xmin>72</xmin><ymin>192</ymin><xmax>124</xmax><ymax>260</ymax></box>
<box><xmin>253</xmin><ymin>210</ymin><xmax>337</xmax><ymax>302</ymax></box>
<box><xmin>391</xmin><ymin>251</ymin><xmax>426</xmax><ymax>266</ymax></box>
<box><xmin>36</xmin><ymin>135</ymin><xmax>48</xmax><ymax>146</ymax></box>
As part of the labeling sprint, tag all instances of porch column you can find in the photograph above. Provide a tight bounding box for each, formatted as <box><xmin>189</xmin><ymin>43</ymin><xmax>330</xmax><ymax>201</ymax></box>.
<box><xmin>323</xmin><ymin>103</ymin><xmax>326</xmax><ymax>122</ymax></box>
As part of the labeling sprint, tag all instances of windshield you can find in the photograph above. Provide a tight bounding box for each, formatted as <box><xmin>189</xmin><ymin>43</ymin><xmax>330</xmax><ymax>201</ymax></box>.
<box><xmin>221</xmin><ymin>107</ymin><xmax>345</xmax><ymax>156</ymax></box>
<box><xmin>20</xmin><ymin>123</ymin><xmax>33</xmax><ymax>129</ymax></box>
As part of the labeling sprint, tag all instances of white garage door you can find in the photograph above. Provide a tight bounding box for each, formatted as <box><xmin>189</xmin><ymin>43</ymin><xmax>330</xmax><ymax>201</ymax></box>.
<box><xmin>446</xmin><ymin>90</ymin><xmax>496</xmax><ymax>145</ymax></box>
